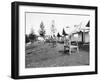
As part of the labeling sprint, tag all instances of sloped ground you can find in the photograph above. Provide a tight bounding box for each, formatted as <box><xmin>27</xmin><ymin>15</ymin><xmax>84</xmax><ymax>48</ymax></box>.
<box><xmin>25</xmin><ymin>41</ymin><xmax>89</xmax><ymax>68</ymax></box>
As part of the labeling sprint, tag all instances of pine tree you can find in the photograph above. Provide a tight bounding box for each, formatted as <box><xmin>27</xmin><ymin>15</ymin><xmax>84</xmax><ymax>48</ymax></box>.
<box><xmin>62</xmin><ymin>28</ymin><xmax>67</xmax><ymax>36</ymax></box>
<box><xmin>57</xmin><ymin>32</ymin><xmax>61</xmax><ymax>37</ymax></box>
<box><xmin>29</xmin><ymin>28</ymin><xmax>37</xmax><ymax>43</ymax></box>
<box><xmin>25</xmin><ymin>34</ymin><xmax>30</xmax><ymax>43</ymax></box>
<box><xmin>39</xmin><ymin>21</ymin><xmax>45</xmax><ymax>37</ymax></box>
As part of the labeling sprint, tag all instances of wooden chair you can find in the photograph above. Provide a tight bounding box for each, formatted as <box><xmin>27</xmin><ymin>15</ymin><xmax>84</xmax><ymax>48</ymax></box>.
<box><xmin>69</xmin><ymin>40</ymin><xmax>79</xmax><ymax>55</ymax></box>
<box><xmin>64</xmin><ymin>34</ymin><xmax>79</xmax><ymax>55</ymax></box>
<box><xmin>69</xmin><ymin>34</ymin><xmax>79</xmax><ymax>55</ymax></box>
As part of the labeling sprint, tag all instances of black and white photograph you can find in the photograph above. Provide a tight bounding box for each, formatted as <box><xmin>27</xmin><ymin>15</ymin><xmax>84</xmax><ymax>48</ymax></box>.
<box><xmin>25</xmin><ymin>12</ymin><xmax>90</xmax><ymax>68</ymax></box>
<box><xmin>11</xmin><ymin>1</ymin><xmax>97</xmax><ymax>79</ymax></box>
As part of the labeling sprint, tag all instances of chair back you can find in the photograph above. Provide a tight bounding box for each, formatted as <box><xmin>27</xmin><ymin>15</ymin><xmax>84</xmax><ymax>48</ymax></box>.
<box><xmin>69</xmin><ymin>34</ymin><xmax>79</xmax><ymax>46</ymax></box>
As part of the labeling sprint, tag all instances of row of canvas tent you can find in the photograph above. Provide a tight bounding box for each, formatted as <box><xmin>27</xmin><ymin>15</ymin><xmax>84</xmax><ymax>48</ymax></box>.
<box><xmin>51</xmin><ymin>20</ymin><xmax>90</xmax><ymax>44</ymax></box>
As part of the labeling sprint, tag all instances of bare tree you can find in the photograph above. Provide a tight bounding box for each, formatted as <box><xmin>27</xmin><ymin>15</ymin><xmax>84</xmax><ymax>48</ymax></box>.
<box><xmin>50</xmin><ymin>20</ymin><xmax>57</xmax><ymax>47</ymax></box>
<box><xmin>51</xmin><ymin>20</ymin><xmax>57</xmax><ymax>36</ymax></box>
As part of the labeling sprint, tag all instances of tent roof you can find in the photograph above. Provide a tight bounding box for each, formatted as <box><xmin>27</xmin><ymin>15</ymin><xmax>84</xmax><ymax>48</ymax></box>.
<box><xmin>86</xmin><ymin>21</ymin><xmax>90</xmax><ymax>27</ymax></box>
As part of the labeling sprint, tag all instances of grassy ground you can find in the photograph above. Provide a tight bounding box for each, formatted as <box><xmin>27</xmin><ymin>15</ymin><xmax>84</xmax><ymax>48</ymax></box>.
<box><xmin>25</xmin><ymin>41</ymin><xmax>89</xmax><ymax>68</ymax></box>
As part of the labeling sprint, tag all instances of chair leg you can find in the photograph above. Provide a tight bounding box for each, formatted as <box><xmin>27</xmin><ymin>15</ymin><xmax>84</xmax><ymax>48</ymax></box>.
<box><xmin>69</xmin><ymin>48</ymin><xmax>71</xmax><ymax>55</ymax></box>
<box><xmin>77</xmin><ymin>47</ymin><xmax>79</xmax><ymax>54</ymax></box>
<box><xmin>64</xmin><ymin>46</ymin><xmax>65</xmax><ymax>52</ymax></box>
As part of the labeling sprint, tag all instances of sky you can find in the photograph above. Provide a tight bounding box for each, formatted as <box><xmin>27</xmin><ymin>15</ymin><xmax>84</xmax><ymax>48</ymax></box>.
<box><xmin>25</xmin><ymin>12</ymin><xmax>90</xmax><ymax>35</ymax></box>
